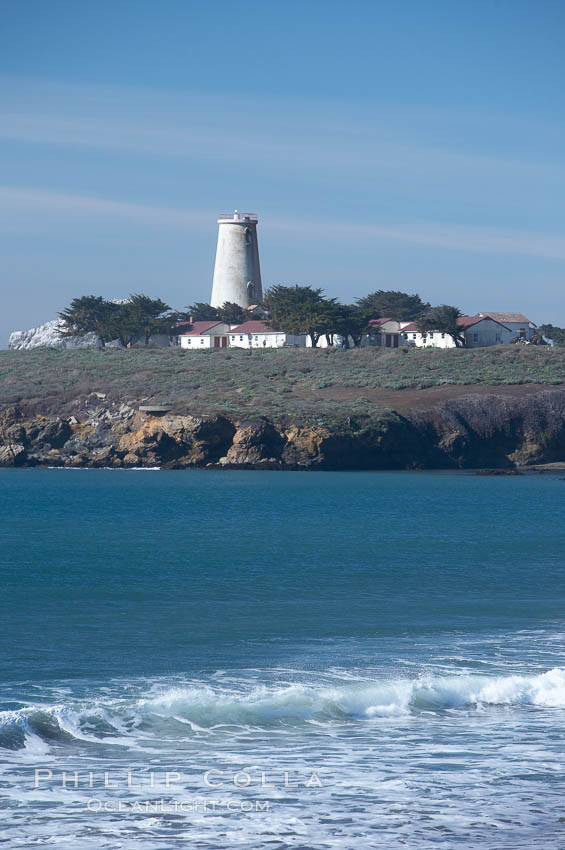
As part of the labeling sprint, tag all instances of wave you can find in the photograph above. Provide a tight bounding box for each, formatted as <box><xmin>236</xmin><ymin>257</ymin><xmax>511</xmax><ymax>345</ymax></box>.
<box><xmin>145</xmin><ymin>668</ymin><xmax>565</xmax><ymax>723</ymax></box>
<box><xmin>2</xmin><ymin>668</ymin><xmax>565</xmax><ymax>750</ymax></box>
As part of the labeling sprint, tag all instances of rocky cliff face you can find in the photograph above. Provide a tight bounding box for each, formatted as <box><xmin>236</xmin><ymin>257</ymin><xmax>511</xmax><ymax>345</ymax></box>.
<box><xmin>8</xmin><ymin>319</ymin><xmax>101</xmax><ymax>350</ymax></box>
<box><xmin>2</xmin><ymin>389</ymin><xmax>565</xmax><ymax>470</ymax></box>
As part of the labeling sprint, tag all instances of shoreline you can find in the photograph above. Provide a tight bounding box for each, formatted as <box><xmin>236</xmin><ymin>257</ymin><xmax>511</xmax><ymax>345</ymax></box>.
<box><xmin>3</xmin><ymin>463</ymin><xmax>565</xmax><ymax>475</ymax></box>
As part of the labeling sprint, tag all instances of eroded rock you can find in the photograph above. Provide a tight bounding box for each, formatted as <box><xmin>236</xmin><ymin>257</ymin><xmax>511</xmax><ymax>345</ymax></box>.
<box><xmin>1</xmin><ymin>389</ymin><xmax>565</xmax><ymax>470</ymax></box>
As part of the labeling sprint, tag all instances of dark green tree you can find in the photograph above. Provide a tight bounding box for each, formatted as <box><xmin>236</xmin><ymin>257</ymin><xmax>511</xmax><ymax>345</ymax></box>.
<box><xmin>217</xmin><ymin>301</ymin><xmax>246</xmax><ymax>325</ymax></box>
<box><xmin>332</xmin><ymin>304</ymin><xmax>371</xmax><ymax>348</ymax></box>
<box><xmin>187</xmin><ymin>302</ymin><xmax>220</xmax><ymax>321</ymax></box>
<box><xmin>417</xmin><ymin>305</ymin><xmax>466</xmax><ymax>347</ymax></box>
<box><xmin>58</xmin><ymin>296</ymin><xmax>120</xmax><ymax>346</ymax></box>
<box><xmin>60</xmin><ymin>294</ymin><xmax>175</xmax><ymax>347</ymax></box>
<box><xmin>125</xmin><ymin>294</ymin><xmax>172</xmax><ymax>344</ymax></box>
<box><xmin>539</xmin><ymin>324</ymin><xmax>565</xmax><ymax>345</ymax></box>
<box><xmin>263</xmin><ymin>285</ymin><xmax>336</xmax><ymax>347</ymax></box>
<box><xmin>356</xmin><ymin>290</ymin><xmax>430</xmax><ymax>321</ymax></box>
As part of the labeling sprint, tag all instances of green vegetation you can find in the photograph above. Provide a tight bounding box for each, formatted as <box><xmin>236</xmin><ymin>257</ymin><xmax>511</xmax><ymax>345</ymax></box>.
<box><xmin>265</xmin><ymin>286</ymin><xmax>375</xmax><ymax>348</ymax></box>
<box><xmin>59</xmin><ymin>294</ymin><xmax>179</xmax><ymax>346</ymax></box>
<box><xmin>540</xmin><ymin>324</ymin><xmax>565</xmax><ymax>346</ymax></box>
<box><xmin>417</xmin><ymin>305</ymin><xmax>465</xmax><ymax>347</ymax></box>
<box><xmin>58</xmin><ymin>287</ymin><xmax>468</xmax><ymax>350</ymax></box>
<box><xmin>187</xmin><ymin>301</ymin><xmax>257</xmax><ymax>324</ymax></box>
<box><xmin>264</xmin><ymin>285</ymin><xmax>342</xmax><ymax>346</ymax></box>
<box><xmin>355</xmin><ymin>289</ymin><xmax>430</xmax><ymax>320</ymax></box>
<box><xmin>2</xmin><ymin>345</ymin><xmax>564</xmax><ymax>424</ymax></box>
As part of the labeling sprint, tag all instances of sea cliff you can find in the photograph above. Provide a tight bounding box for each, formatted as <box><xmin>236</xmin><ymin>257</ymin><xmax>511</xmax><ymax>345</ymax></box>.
<box><xmin>2</xmin><ymin>389</ymin><xmax>565</xmax><ymax>470</ymax></box>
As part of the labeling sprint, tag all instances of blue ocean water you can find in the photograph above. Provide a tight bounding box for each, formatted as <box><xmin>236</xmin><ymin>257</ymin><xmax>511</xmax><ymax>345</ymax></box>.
<box><xmin>2</xmin><ymin>468</ymin><xmax>565</xmax><ymax>848</ymax></box>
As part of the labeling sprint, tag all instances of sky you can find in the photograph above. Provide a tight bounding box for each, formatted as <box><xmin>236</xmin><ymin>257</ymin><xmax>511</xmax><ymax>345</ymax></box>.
<box><xmin>1</xmin><ymin>0</ymin><xmax>565</xmax><ymax>344</ymax></box>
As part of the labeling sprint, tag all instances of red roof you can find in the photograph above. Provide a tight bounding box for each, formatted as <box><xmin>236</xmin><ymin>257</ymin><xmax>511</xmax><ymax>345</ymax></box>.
<box><xmin>456</xmin><ymin>315</ymin><xmax>483</xmax><ymax>328</ymax></box>
<box><xmin>181</xmin><ymin>321</ymin><xmax>224</xmax><ymax>336</ymax></box>
<box><xmin>368</xmin><ymin>317</ymin><xmax>393</xmax><ymax>327</ymax></box>
<box><xmin>229</xmin><ymin>320</ymin><xmax>278</xmax><ymax>334</ymax></box>
<box><xmin>457</xmin><ymin>315</ymin><xmax>511</xmax><ymax>329</ymax></box>
<box><xmin>478</xmin><ymin>312</ymin><xmax>533</xmax><ymax>324</ymax></box>
<box><xmin>402</xmin><ymin>316</ymin><xmax>511</xmax><ymax>333</ymax></box>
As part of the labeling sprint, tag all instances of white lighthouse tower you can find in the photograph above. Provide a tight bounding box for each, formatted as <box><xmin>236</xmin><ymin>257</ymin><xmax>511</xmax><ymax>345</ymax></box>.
<box><xmin>210</xmin><ymin>210</ymin><xmax>262</xmax><ymax>308</ymax></box>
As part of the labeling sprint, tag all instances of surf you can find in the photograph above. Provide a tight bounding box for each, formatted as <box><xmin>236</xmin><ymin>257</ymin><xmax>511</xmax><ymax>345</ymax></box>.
<box><xmin>2</xmin><ymin>668</ymin><xmax>565</xmax><ymax>751</ymax></box>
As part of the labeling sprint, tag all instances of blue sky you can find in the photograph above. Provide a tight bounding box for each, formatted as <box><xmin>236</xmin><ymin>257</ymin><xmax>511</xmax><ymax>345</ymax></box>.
<box><xmin>1</xmin><ymin>0</ymin><xmax>565</xmax><ymax>343</ymax></box>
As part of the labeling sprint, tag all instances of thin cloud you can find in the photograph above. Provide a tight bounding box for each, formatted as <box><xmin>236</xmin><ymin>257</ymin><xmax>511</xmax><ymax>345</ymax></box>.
<box><xmin>271</xmin><ymin>216</ymin><xmax>565</xmax><ymax>262</ymax></box>
<box><xmin>0</xmin><ymin>187</ymin><xmax>212</xmax><ymax>230</ymax></box>
<box><xmin>1</xmin><ymin>107</ymin><xmax>564</xmax><ymax>182</ymax></box>
<box><xmin>2</xmin><ymin>186</ymin><xmax>565</xmax><ymax>261</ymax></box>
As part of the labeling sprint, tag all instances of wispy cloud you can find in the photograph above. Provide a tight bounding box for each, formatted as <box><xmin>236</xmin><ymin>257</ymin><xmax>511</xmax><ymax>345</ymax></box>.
<box><xmin>1</xmin><ymin>75</ymin><xmax>564</xmax><ymax>184</ymax></box>
<box><xmin>0</xmin><ymin>112</ymin><xmax>292</xmax><ymax>163</ymax></box>
<box><xmin>271</xmin><ymin>216</ymin><xmax>565</xmax><ymax>262</ymax></box>
<box><xmin>2</xmin><ymin>110</ymin><xmax>564</xmax><ymax>185</ymax></box>
<box><xmin>0</xmin><ymin>187</ymin><xmax>212</xmax><ymax>230</ymax></box>
<box><xmin>2</xmin><ymin>186</ymin><xmax>565</xmax><ymax>262</ymax></box>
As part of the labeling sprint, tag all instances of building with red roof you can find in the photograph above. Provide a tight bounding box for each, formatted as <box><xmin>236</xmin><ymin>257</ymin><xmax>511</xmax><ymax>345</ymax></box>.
<box><xmin>228</xmin><ymin>320</ymin><xmax>305</xmax><ymax>349</ymax></box>
<box><xmin>179</xmin><ymin>320</ymin><xmax>231</xmax><ymax>350</ymax></box>
<box><xmin>400</xmin><ymin>315</ymin><xmax>515</xmax><ymax>348</ymax></box>
<box><xmin>478</xmin><ymin>312</ymin><xmax>537</xmax><ymax>340</ymax></box>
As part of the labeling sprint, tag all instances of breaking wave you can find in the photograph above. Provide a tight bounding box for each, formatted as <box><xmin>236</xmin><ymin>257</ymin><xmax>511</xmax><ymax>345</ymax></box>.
<box><xmin>2</xmin><ymin>668</ymin><xmax>565</xmax><ymax>750</ymax></box>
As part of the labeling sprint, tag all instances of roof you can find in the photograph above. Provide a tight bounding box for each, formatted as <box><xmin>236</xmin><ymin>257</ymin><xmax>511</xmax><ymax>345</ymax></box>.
<box><xmin>368</xmin><ymin>317</ymin><xmax>393</xmax><ymax>327</ymax></box>
<box><xmin>402</xmin><ymin>316</ymin><xmax>511</xmax><ymax>333</ymax></box>
<box><xmin>229</xmin><ymin>320</ymin><xmax>278</xmax><ymax>334</ymax></box>
<box><xmin>457</xmin><ymin>315</ymin><xmax>513</xmax><ymax>330</ymax></box>
<box><xmin>456</xmin><ymin>315</ymin><xmax>483</xmax><ymax>328</ymax></box>
<box><xmin>478</xmin><ymin>312</ymin><xmax>533</xmax><ymax>324</ymax></box>
<box><xmin>181</xmin><ymin>321</ymin><xmax>224</xmax><ymax>336</ymax></box>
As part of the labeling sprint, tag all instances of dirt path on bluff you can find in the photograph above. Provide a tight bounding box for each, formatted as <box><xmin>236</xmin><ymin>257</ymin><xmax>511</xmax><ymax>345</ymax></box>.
<box><xmin>308</xmin><ymin>382</ymin><xmax>565</xmax><ymax>412</ymax></box>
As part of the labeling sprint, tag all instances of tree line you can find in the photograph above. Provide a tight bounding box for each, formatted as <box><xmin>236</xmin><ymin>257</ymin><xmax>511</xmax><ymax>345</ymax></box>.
<box><xmin>188</xmin><ymin>287</ymin><xmax>467</xmax><ymax>347</ymax></box>
<box><xmin>58</xmin><ymin>295</ymin><xmax>259</xmax><ymax>347</ymax></box>
<box><xmin>58</xmin><ymin>288</ymin><xmax>469</xmax><ymax>347</ymax></box>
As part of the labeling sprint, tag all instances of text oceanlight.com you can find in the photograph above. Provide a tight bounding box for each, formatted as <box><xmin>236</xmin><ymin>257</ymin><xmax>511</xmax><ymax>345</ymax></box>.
<box><xmin>86</xmin><ymin>798</ymin><xmax>271</xmax><ymax>813</ymax></box>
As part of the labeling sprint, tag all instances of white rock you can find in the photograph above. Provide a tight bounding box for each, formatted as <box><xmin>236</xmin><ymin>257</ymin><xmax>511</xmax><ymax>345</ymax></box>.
<box><xmin>8</xmin><ymin>319</ymin><xmax>102</xmax><ymax>350</ymax></box>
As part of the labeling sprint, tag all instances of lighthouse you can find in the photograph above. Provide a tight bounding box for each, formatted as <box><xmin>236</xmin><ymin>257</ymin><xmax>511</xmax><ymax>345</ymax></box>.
<box><xmin>210</xmin><ymin>211</ymin><xmax>263</xmax><ymax>308</ymax></box>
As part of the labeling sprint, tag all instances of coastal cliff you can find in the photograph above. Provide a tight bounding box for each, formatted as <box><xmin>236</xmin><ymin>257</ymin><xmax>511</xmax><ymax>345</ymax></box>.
<box><xmin>2</xmin><ymin>389</ymin><xmax>565</xmax><ymax>470</ymax></box>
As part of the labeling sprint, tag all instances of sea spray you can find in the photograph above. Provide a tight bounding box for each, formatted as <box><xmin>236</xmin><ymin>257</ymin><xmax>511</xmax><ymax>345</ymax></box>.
<box><xmin>3</xmin><ymin>668</ymin><xmax>565</xmax><ymax>750</ymax></box>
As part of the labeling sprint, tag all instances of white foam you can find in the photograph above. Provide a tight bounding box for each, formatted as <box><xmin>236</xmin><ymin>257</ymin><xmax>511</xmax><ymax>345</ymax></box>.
<box><xmin>142</xmin><ymin>667</ymin><xmax>565</xmax><ymax>726</ymax></box>
<box><xmin>2</xmin><ymin>668</ymin><xmax>565</xmax><ymax>755</ymax></box>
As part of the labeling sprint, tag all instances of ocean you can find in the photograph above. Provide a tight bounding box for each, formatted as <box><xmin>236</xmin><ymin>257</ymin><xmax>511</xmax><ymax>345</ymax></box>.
<box><xmin>2</xmin><ymin>468</ymin><xmax>565</xmax><ymax>848</ymax></box>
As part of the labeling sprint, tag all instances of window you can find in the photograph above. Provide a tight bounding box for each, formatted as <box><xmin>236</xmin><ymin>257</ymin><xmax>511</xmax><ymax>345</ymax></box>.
<box><xmin>230</xmin><ymin>335</ymin><xmax>235</xmax><ymax>340</ymax></box>
<box><xmin>496</xmin><ymin>333</ymin><xmax>501</xmax><ymax>343</ymax></box>
<box><xmin>441</xmin><ymin>333</ymin><xmax>445</xmax><ymax>339</ymax></box>
<box><xmin>473</xmin><ymin>333</ymin><xmax>479</xmax><ymax>342</ymax></box>
<box><xmin>239</xmin><ymin>335</ymin><xmax>243</xmax><ymax>341</ymax></box>
<box><xmin>200</xmin><ymin>338</ymin><xmax>205</xmax><ymax>345</ymax></box>
<box><xmin>412</xmin><ymin>333</ymin><xmax>417</xmax><ymax>339</ymax></box>
<box><xmin>187</xmin><ymin>339</ymin><xmax>191</xmax><ymax>344</ymax></box>
<box><xmin>254</xmin><ymin>335</ymin><xmax>258</xmax><ymax>340</ymax></box>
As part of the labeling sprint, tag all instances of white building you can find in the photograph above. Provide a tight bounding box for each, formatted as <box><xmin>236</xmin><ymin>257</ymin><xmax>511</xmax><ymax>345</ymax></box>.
<box><xmin>366</xmin><ymin>318</ymin><xmax>404</xmax><ymax>348</ymax></box>
<box><xmin>400</xmin><ymin>316</ymin><xmax>514</xmax><ymax>349</ymax></box>
<box><xmin>179</xmin><ymin>321</ymin><xmax>231</xmax><ymax>349</ymax></box>
<box><xmin>228</xmin><ymin>320</ymin><xmax>304</xmax><ymax>348</ymax></box>
<box><xmin>477</xmin><ymin>312</ymin><xmax>537</xmax><ymax>340</ymax></box>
